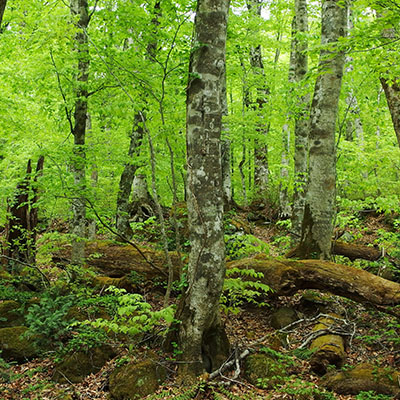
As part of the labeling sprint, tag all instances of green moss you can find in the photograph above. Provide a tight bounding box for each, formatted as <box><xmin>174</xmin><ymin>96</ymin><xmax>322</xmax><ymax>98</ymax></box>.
<box><xmin>0</xmin><ymin>326</ymin><xmax>38</xmax><ymax>362</ymax></box>
<box><xmin>53</xmin><ymin>344</ymin><xmax>116</xmax><ymax>383</ymax></box>
<box><xmin>244</xmin><ymin>353</ymin><xmax>287</xmax><ymax>389</ymax></box>
<box><xmin>109</xmin><ymin>359</ymin><xmax>167</xmax><ymax>400</ymax></box>
<box><xmin>321</xmin><ymin>363</ymin><xmax>400</xmax><ymax>396</ymax></box>
<box><xmin>0</xmin><ymin>301</ymin><xmax>24</xmax><ymax>328</ymax></box>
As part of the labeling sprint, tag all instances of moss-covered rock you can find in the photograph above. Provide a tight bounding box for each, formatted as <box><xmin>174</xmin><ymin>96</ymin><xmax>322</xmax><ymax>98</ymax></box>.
<box><xmin>244</xmin><ymin>352</ymin><xmax>287</xmax><ymax>389</ymax></box>
<box><xmin>109</xmin><ymin>359</ymin><xmax>167</xmax><ymax>400</ymax></box>
<box><xmin>321</xmin><ymin>363</ymin><xmax>400</xmax><ymax>396</ymax></box>
<box><xmin>0</xmin><ymin>326</ymin><xmax>38</xmax><ymax>362</ymax></box>
<box><xmin>0</xmin><ymin>301</ymin><xmax>24</xmax><ymax>328</ymax></box>
<box><xmin>270</xmin><ymin>306</ymin><xmax>298</xmax><ymax>330</ymax></box>
<box><xmin>53</xmin><ymin>344</ymin><xmax>116</xmax><ymax>383</ymax></box>
<box><xmin>92</xmin><ymin>275</ymin><xmax>134</xmax><ymax>292</ymax></box>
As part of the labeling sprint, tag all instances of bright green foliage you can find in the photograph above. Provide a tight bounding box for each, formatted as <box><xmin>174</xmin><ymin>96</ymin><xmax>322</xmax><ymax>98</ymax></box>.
<box><xmin>355</xmin><ymin>391</ymin><xmax>393</xmax><ymax>400</ymax></box>
<box><xmin>225</xmin><ymin>233</ymin><xmax>269</xmax><ymax>260</ymax></box>
<box><xmin>24</xmin><ymin>291</ymin><xmax>75</xmax><ymax>350</ymax></box>
<box><xmin>85</xmin><ymin>286</ymin><xmax>175</xmax><ymax>337</ymax></box>
<box><xmin>221</xmin><ymin>268</ymin><xmax>272</xmax><ymax>314</ymax></box>
<box><xmin>277</xmin><ymin>378</ymin><xmax>335</xmax><ymax>400</ymax></box>
<box><xmin>0</xmin><ymin>0</ymin><xmax>398</xmax><ymax>227</ymax></box>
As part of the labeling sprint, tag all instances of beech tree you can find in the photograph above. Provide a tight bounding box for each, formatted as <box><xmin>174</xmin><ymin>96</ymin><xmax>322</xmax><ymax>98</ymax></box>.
<box><xmin>70</xmin><ymin>0</ymin><xmax>90</xmax><ymax>265</ymax></box>
<box><xmin>291</xmin><ymin>0</ymin><xmax>310</xmax><ymax>240</ymax></box>
<box><xmin>297</xmin><ymin>0</ymin><xmax>347</xmax><ymax>259</ymax></box>
<box><xmin>169</xmin><ymin>0</ymin><xmax>230</xmax><ymax>381</ymax></box>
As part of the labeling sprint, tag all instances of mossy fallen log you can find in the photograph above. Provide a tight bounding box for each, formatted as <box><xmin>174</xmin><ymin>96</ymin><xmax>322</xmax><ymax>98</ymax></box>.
<box><xmin>287</xmin><ymin>240</ymin><xmax>384</xmax><ymax>262</ymax></box>
<box><xmin>321</xmin><ymin>363</ymin><xmax>400</xmax><ymax>396</ymax></box>
<box><xmin>62</xmin><ymin>242</ymin><xmax>400</xmax><ymax>307</ymax></box>
<box><xmin>228</xmin><ymin>254</ymin><xmax>400</xmax><ymax>306</ymax></box>
<box><xmin>309</xmin><ymin>315</ymin><xmax>346</xmax><ymax>375</ymax></box>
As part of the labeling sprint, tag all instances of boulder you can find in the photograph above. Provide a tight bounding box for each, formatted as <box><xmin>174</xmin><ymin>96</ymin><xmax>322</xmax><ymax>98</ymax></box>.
<box><xmin>53</xmin><ymin>344</ymin><xmax>116</xmax><ymax>383</ymax></box>
<box><xmin>0</xmin><ymin>301</ymin><xmax>24</xmax><ymax>328</ymax></box>
<box><xmin>109</xmin><ymin>359</ymin><xmax>167</xmax><ymax>400</ymax></box>
<box><xmin>0</xmin><ymin>326</ymin><xmax>38</xmax><ymax>362</ymax></box>
<box><xmin>321</xmin><ymin>363</ymin><xmax>400</xmax><ymax>396</ymax></box>
<box><xmin>270</xmin><ymin>306</ymin><xmax>298</xmax><ymax>329</ymax></box>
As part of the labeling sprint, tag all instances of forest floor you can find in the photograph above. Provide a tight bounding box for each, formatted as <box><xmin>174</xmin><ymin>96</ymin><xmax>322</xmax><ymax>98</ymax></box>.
<box><xmin>1</xmin><ymin>211</ymin><xmax>399</xmax><ymax>400</ymax></box>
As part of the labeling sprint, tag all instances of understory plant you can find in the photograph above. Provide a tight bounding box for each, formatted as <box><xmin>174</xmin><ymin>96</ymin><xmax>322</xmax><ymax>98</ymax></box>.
<box><xmin>221</xmin><ymin>268</ymin><xmax>272</xmax><ymax>314</ymax></box>
<box><xmin>82</xmin><ymin>286</ymin><xmax>175</xmax><ymax>338</ymax></box>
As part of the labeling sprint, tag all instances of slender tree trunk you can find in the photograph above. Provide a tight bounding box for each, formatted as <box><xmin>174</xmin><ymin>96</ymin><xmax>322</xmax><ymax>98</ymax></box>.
<box><xmin>222</xmin><ymin>139</ymin><xmax>232</xmax><ymax>211</ymax></box>
<box><xmin>221</xmin><ymin>60</ymin><xmax>232</xmax><ymax>211</ymax></box>
<box><xmin>115</xmin><ymin>114</ymin><xmax>144</xmax><ymax>239</ymax></box>
<box><xmin>297</xmin><ymin>0</ymin><xmax>347</xmax><ymax>260</ymax></box>
<box><xmin>279</xmin><ymin>15</ymin><xmax>297</xmax><ymax>219</ymax></box>
<box><xmin>380</xmin><ymin>78</ymin><xmax>400</xmax><ymax>149</ymax></box>
<box><xmin>291</xmin><ymin>0</ymin><xmax>310</xmax><ymax>241</ymax></box>
<box><xmin>344</xmin><ymin>9</ymin><xmax>364</xmax><ymax>143</ymax></box>
<box><xmin>4</xmin><ymin>157</ymin><xmax>44</xmax><ymax>269</ymax></box>
<box><xmin>279</xmin><ymin>124</ymin><xmax>291</xmax><ymax>218</ymax></box>
<box><xmin>0</xmin><ymin>0</ymin><xmax>7</xmax><ymax>30</ymax></box>
<box><xmin>245</xmin><ymin>1</ymin><xmax>269</xmax><ymax>199</ymax></box>
<box><xmin>70</xmin><ymin>0</ymin><xmax>89</xmax><ymax>265</ymax></box>
<box><xmin>169</xmin><ymin>0</ymin><xmax>230</xmax><ymax>382</ymax></box>
<box><xmin>378</xmin><ymin>17</ymin><xmax>400</xmax><ymax>149</ymax></box>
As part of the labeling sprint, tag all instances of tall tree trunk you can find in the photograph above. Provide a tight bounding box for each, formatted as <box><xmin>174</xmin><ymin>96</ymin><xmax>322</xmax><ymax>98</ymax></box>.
<box><xmin>297</xmin><ymin>0</ymin><xmax>347</xmax><ymax>259</ymax></box>
<box><xmin>246</xmin><ymin>1</ymin><xmax>269</xmax><ymax>199</ymax></box>
<box><xmin>344</xmin><ymin>8</ymin><xmax>364</xmax><ymax>143</ymax></box>
<box><xmin>279</xmin><ymin>13</ymin><xmax>298</xmax><ymax>219</ymax></box>
<box><xmin>70</xmin><ymin>0</ymin><xmax>89</xmax><ymax>265</ymax></box>
<box><xmin>291</xmin><ymin>0</ymin><xmax>310</xmax><ymax>241</ymax></box>
<box><xmin>115</xmin><ymin>114</ymin><xmax>144</xmax><ymax>239</ymax></box>
<box><xmin>221</xmin><ymin>59</ymin><xmax>232</xmax><ymax>211</ymax></box>
<box><xmin>169</xmin><ymin>0</ymin><xmax>230</xmax><ymax>382</ymax></box>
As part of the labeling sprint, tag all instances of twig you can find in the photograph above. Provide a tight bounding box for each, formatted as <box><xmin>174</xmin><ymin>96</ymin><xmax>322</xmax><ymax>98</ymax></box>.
<box><xmin>0</xmin><ymin>255</ymin><xmax>50</xmax><ymax>287</ymax></box>
<box><xmin>84</xmin><ymin>197</ymin><xmax>168</xmax><ymax>277</ymax></box>
<box><xmin>50</xmin><ymin>50</ymin><xmax>74</xmax><ymax>136</ymax></box>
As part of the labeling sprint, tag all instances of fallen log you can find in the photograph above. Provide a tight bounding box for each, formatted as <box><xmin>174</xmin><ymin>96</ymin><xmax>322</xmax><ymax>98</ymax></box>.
<box><xmin>308</xmin><ymin>314</ymin><xmax>346</xmax><ymax>375</ymax></box>
<box><xmin>57</xmin><ymin>242</ymin><xmax>400</xmax><ymax>307</ymax></box>
<box><xmin>228</xmin><ymin>254</ymin><xmax>400</xmax><ymax>306</ymax></box>
<box><xmin>286</xmin><ymin>240</ymin><xmax>383</xmax><ymax>261</ymax></box>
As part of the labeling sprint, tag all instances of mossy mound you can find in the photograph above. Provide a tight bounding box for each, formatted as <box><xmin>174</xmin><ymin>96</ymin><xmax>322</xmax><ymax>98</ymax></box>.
<box><xmin>244</xmin><ymin>352</ymin><xmax>287</xmax><ymax>389</ymax></box>
<box><xmin>53</xmin><ymin>344</ymin><xmax>116</xmax><ymax>383</ymax></box>
<box><xmin>92</xmin><ymin>275</ymin><xmax>134</xmax><ymax>292</ymax></box>
<box><xmin>0</xmin><ymin>326</ymin><xmax>39</xmax><ymax>362</ymax></box>
<box><xmin>109</xmin><ymin>359</ymin><xmax>167</xmax><ymax>400</ymax></box>
<box><xmin>0</xmin><ymin>301</ymin><xmax>24</xmax><ymax>328</ymax></box>
<box><xmin>321</xmin><ymin>363</ymin><xmax>400</xmax><ymax>396</ymax></box>
<box><xmin>270</xmin><ymin>306</ymin><xmax>298</xmax><ymax>329</ymax></box>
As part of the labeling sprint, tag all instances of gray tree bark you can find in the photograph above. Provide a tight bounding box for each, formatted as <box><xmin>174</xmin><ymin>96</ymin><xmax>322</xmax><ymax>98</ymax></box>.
<box><xmin>170</xmin><ymin>0</ymin><xmax>230</xmax><ymax>381</ymax></box>
<box><xmin>115</xmin><ymin>114</ymin><xmax>144</xmax><ymax>239</ymax></box>
<box><xmin>70</xmin><ymin>0</ymin><xmax>90</xmax><ymax>265</ymax></box>
<box><xmin>297</xmin><ymin>0</ymin><xmax>347</xmax><ymax>259</ymax></box>
<box><xmin>344</xmin><ymin>9</ymin><xmax>364</xmax><ymax>143</ymax></box>
<box><xmin>291</xmin><ymin>0</ymin><xmax>310</xmax><ymax>241</ymax></box>
<box><xmin>248</xmin><ymin>1</ymin><xmax>269</xmax><ymax>198</ymax></box>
